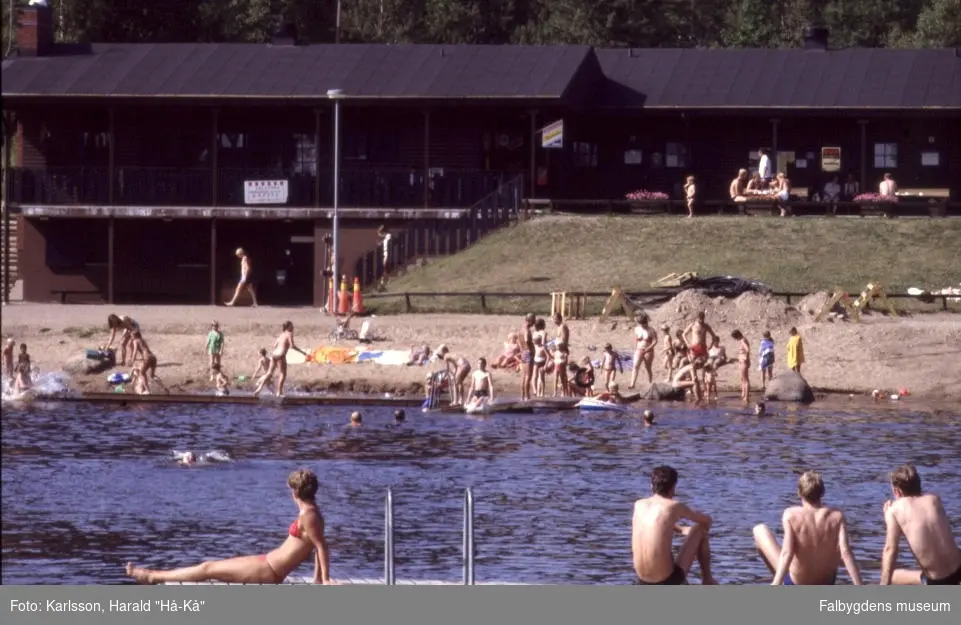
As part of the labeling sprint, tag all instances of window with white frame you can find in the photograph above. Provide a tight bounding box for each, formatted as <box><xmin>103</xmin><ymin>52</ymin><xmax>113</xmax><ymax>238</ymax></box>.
<box><xmin>665</xmin><ymin>142</ymin><xmax>688</xmax><ymax>168</ymax></box>
<box><xmin>873</xmin><ymin>143</ymin><xmax>897</xmax><ymax>168</ymax></box>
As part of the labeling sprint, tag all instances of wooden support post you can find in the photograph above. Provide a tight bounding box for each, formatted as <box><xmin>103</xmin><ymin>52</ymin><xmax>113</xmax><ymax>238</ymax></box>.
<box><xmin>209</xmin><ymin>218</ymin><xmax>217</xmax><ymax>305</ymax></box>
<box><xmin>528</xmin><ymin>110</ymin><xmax>538</xmax><ymax>198</ymax></box>
<box><xmin>107</xmin><ymin>107</ymin><xmax>116</xmax><ymax>205</ymax></box>
<box><xmin>404</xmin><ymin>293</ymin><xmax>412</xmax><ymax>312</ymax></box>
<box><xmin>423</xmin><ymin>110</ymin><xmax>431</xmax><ymax>208</ymax></box>
<box><xmin>2</xmin><ymin>112</ymin><xmax>12</xmax><ymax>305</ymax></box>
<box><xmin>770</xmin><ymin>118</ymin><xmax>779</xmax><ymax>154</ymax></box>
<box><xmin>314</xmin><ymin>108</ymin><xmax>322</xmax><ymax>207</ymax></box>
<box><xmin>211</xmin><ymin>109</ymin><xmax>220</xmax><ymax>206</ymax></box>
<box><xmin>858</xmin><ymin>120</ymin><xmax>868</xmax><ymax>193</ymax></box>
<box><xmin>107</xmin><ymin>217</ymin><xmax>115</xmax><ymax>304</ymax></box>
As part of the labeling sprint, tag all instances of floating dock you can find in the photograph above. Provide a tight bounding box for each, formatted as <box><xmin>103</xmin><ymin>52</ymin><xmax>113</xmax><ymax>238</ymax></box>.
<box><xmin>45</xmin><ymin>392</ymin><xmax>581</xmax><ymax>411</ymax></box>
<box><xmin>166</xmin><ymin>577</ymin><xmax>533</xmax><ymax>585</ymax></box>
<box><xmin>54</xmin><ymin>392</ymin><xmax>425</xmax><ymax>408</ymax></box>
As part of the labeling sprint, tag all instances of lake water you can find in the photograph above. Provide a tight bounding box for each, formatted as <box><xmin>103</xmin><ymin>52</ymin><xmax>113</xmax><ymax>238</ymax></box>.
<box><xmin>2</xmin><ymin>399</ymin><xmax>959</xmax><ymax>585</ymax></box>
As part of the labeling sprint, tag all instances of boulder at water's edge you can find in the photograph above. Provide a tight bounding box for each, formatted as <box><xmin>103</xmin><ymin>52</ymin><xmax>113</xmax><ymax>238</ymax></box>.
<box><xmin>764</xmin><ymin>371</ymin><xmax>815</xmax><ymax>404</ymax></box>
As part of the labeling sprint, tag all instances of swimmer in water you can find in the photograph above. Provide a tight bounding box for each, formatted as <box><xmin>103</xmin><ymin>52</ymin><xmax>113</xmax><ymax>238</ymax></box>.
<box><xmin>350</xmin><ymin>411</ymin><xmax>362</xmax><ymax>427</ymax></box>
<box><xmin>394</xmin><ymin>409</ymin><xmax>406</xmax><ymax>423</ymax></box>
<box><xmin>126</xmin><ymin>469</ymin><xmax>334</xmax><ymax>584</ymax></box>
<box><xmin>253</xmin><ymin>321</ymin><xmax>307</xmax><ymax>397</ymax></box>
<box><xmin>180</xmin><ymin>451</ymin><xmax>197</xmax><ymax>466</ymax></box>
<box><xmin>643</xmin><ymin>410</ymin><xmax>656</xmax><ymax>426</ymax></box>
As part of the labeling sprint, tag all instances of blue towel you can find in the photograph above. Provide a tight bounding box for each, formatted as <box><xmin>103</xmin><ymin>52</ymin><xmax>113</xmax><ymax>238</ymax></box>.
<box><xmin>759</xmin><ymin>339</ymin><xmax>775</xmax><ymax>370</ymax></box>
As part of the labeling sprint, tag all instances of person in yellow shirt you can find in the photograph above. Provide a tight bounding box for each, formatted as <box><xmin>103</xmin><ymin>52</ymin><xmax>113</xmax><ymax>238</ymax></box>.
<box><xmin>787</xmin><ymin>327</ymin><xmax>805</xmax><ymax>373</ymax></box>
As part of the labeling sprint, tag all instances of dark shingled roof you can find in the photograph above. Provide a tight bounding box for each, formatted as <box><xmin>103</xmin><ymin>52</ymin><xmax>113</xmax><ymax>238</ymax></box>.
<box><xmin>596</xmin><ymin>48</ymin><xmax>961</xmax><ymax>109</ymax></box>
<box><xmin>0</xmin><ymin>43</ymin><xmax>597</xmax><ymax>101</ymax></box>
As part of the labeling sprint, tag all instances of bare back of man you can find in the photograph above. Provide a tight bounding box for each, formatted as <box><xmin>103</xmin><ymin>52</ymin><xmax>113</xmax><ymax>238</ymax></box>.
<box><xmin>754</xmin><ymin>471</ymin><xmax>862</xmax><ymax>585</ymax></box>
<box><xmin>632</xmin><ymin>466</ymin><xmax>716</xmax><ymax>585</ymax></box>
<box><xmin>884</xmin><ymin>494</ymin><xmax>961</xmax><ymax>584</ymax></box>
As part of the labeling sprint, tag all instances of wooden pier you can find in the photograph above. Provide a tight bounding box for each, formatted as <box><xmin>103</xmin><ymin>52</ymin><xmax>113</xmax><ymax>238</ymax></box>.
<box><xmin>166</xmin><ymin>576</ymin><xmax>533</xmax><ymax>585</ymax></box>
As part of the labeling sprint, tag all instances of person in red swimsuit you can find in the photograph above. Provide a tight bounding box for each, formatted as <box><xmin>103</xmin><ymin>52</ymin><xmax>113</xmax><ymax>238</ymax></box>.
<box><xmin>125</xmin><ymin>469</ymin><xmax>334</xmax><ymax>584</ymax></box>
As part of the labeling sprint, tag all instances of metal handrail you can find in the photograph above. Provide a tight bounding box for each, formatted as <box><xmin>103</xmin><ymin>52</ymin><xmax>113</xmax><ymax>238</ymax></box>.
<box><xmin>462</xmin><ymin>487</ymin><xmax>475</xmax><ymax>585</ymax></box>
<box><xmin>384</xmin><ymin>487</ymin><xmax>395</xmax><ymax>585</ymax></box>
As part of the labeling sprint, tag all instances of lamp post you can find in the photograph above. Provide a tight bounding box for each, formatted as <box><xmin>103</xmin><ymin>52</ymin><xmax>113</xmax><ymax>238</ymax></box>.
<box><xmin>327</xmin><ymin>88</ymin><xmax>344</xmax><ymax>314</ymax></box>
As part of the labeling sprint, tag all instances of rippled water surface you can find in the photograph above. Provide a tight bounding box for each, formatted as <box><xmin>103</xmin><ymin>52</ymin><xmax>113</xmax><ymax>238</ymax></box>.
<box><xmin>2</xmin><ymin>400</ymin><xmax>959</xmax><ymax>585</ymax></box>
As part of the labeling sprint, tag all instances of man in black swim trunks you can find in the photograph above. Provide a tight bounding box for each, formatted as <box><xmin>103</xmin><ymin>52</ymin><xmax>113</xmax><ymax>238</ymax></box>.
<box><xmin>632</xmin><ymin>466</ymin><xmax>717</xmax><ymax>585</ymax></box>
<box><xmin>881</xmin><ymin>464</ymin><xmax>961</xmax><ymax>585</ymax></box>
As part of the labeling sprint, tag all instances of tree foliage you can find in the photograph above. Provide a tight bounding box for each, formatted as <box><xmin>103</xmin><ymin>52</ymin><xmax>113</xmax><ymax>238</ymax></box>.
<box><xmin>2</xmin><ymin>0</ymin><xmax>958</xmax><ymax>52</ymax></box>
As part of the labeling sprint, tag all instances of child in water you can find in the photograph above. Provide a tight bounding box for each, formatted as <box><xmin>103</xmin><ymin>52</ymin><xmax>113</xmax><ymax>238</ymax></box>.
<box><xmin>14</xmin><ymin>343</ymin><xmax>32</xmax><ymax>391</ymax></box>
<box><xmin>212</xmin><ymin>363</ymin><xmax>230</xmax><ymax>396</ymax></box>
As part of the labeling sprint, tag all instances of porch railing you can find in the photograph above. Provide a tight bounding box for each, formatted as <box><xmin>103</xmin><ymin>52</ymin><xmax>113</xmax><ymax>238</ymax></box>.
<box><xmin>4</xmin><ymin>166</ymin><xmax>509</xmax><ymax>209</ymax></box>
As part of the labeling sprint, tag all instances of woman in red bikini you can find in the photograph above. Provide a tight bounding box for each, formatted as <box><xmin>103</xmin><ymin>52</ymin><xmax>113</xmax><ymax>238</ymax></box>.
<box><xmin>125</xmin><ymin>469</ymin><xmax>334</xmax><ymax>584</ymax></box>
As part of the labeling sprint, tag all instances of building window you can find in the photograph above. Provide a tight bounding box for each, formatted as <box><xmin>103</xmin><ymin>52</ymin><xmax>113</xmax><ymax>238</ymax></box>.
<box><xmin>874</xmin><ymin>143</ymin><xmax>897</xmax><ymax>168</ymax></box>
<box><xmin>665</xmin><ymin>142</ymin><xmax>688</xmax><ymax>168</ymax></box>
<box><xmin>292</xmin><ymin>133</ymin><xmax>317</xmax><ymax>175</ymax></box>
<box><xmin>623</xmin><ymin>149</ymin><xmax>642</xmax><ymax>165</ymax></box>
<box><xmin>921</xmin><ymin>151</ymin><xmax>940</xmax><ymax>167</ymax></box>
<box><xmin>573</xmin><ymin>142</ymin><xmax>598</xmax><ymax>167</ymax></box>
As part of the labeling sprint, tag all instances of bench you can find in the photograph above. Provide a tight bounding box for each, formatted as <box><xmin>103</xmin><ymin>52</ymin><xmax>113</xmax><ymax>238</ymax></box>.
<box><xmin>50</xmin><ymin>289</ymin><xmax>104</xmax><ymax>304</ymax></box>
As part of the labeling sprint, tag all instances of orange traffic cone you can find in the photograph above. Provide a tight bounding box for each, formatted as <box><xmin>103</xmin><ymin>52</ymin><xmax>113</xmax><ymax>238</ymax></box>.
<box><xmin>351</xmin><ymin>277</ymin><xmax>364</xmax><ymax>314</ymax></box>
<box><xmin>337</xmin><ymin>276</ymin><xmax>350</xmax><ymax>315</ymax></box>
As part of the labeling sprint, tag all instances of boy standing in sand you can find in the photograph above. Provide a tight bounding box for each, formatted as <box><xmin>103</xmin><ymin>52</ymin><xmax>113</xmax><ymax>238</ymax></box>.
<box><xmin>660</xmin><ymin>326</ymin><xmax>675</xmax><ymax>383</ymax></box>
<box><xmin>206</xmin><ymin>321</ymin><xmax>225</xmax><ymax>381</ymax></box>
<box><xmin>753</xmin><ymin>471</ymin><xmax>863</xmax><ymax>585</ymax></box>
<box><xmin>786</xmin><ymin>327</ymin><xmax>804</xmax><ymax>373</ymax></box>
<box><xmin>632</xmin><ymin>466</ymin><xmax>716</xmax><ymax>585</ymax></box>
<box><xmin>758</xmin><ymin>331</ymin><xmax>775</xmax><ymax>386</ymax></box>
<box><xmin>601</xmin><ymin>343</ymin><xmax>623</xmax><ymax>390</ymax></box>
<box><xmin>881</xmin><ymin>464</ymin><xmax>961</xmax><ymax>585</ymax></box>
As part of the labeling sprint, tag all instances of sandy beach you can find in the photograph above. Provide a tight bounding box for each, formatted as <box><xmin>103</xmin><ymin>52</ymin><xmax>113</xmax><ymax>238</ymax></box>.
<box><xmin>3</xmin><ymin>290</ymin><xmax>960</xmax><ymax>404</ymax></box>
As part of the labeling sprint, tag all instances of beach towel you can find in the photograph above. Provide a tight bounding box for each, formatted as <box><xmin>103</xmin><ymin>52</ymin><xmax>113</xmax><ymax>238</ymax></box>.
<box><xmin>759</xmin><ymin>338</ymin><xmax>775</xmax><ymax>370</ymax></box>
<box><xmin>310</xmin><ymin>346</ymin><xmax>358</xmax><ymax>364</ymax></box>
<box><xmin>373</xmin><ymin>350</ymin><xmax>413</xmax><ymax>366</ymax></box>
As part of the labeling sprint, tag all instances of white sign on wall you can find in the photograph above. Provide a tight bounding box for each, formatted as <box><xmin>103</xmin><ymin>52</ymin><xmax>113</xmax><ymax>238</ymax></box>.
<box><xmin>244</xmin><ymin>180</ymin><xmax>289</xmax><ymax>205</ymax></box>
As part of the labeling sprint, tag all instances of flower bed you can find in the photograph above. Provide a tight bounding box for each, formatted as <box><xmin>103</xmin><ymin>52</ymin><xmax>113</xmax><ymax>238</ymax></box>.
<box><xmin>625</xmin><ymin>190</ymin><xmax>670</xmax><ymax>201</ymax></box>
<box><xmin>853</xmin><ymin>193</ymin><xmax>898</xmax><ymax>217</ymax></box>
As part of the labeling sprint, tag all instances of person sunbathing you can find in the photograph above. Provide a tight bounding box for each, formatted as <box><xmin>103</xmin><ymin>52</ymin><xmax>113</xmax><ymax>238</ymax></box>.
<box><xmin>491</xmin><ymin>333</ymin><xmax>522</xmax><ymax>370</ymax></box>
<box><xmin>407</xmin><ymin>343</ymin><xmax>432</xmax><ymax>366</ymax></box>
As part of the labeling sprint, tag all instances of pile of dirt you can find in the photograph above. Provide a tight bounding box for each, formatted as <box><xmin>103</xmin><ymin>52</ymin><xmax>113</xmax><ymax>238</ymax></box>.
<box><xmin>649</xmin><ymin>289</ymin><xmax>801</xmax><ymax>332</ymax></box>
<box><xmin>796</xmin><ymin>291</ymin><xmax>833</xmax><ymax>317</ymax></box>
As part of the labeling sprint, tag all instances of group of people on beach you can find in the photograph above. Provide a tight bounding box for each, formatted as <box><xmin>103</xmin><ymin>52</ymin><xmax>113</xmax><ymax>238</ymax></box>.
<box><xmin>124</xmin><ymin>462</ymin><xmax>960</xmax><ymax>586</ymax></box>
<box><xmin>101</xmin><ymin>313</ymin><xmax>168</xmax><ymax>394</ymax></box>
<box><xmin>421</xmin><ymin>309</ymin><xmax>806</xmax><ymax>409</ymax></box>
<box><xmin>2</xmin><ymin>337</ymin><xmax>33</xmax><ymax>393</ymax></box>
<box><xmin>634</xmin><ymin>463</ymin><xmax>961</xmax><ymax>586</ymax></box>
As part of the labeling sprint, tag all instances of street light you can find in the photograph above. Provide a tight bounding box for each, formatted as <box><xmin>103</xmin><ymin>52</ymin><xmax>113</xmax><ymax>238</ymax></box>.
<box><xmin>326</xmin><ymin>88</ymin><xmax>344</xmax><ymax>314</ymax></box>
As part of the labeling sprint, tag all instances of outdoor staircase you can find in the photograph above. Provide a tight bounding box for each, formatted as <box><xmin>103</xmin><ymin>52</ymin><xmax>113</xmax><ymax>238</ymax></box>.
<box><xmin>355</xmin><ymin>173</ymin><xmax>526</xmax><ymax>290</ymax></box>
<box><xmin>0</xmin><ymin>211</ymin><xmax>19</xmax><ymax>302</ymax></box>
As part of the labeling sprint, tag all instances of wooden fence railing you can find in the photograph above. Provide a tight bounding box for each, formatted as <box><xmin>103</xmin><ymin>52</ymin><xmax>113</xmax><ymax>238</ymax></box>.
<box><xmin>362</xmin><ymin>290</ymin><xmax>960</xmax><ymax>314</ymax></box>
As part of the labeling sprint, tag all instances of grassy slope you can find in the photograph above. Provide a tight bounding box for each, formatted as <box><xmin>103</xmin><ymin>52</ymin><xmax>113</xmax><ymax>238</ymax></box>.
<box><xmin>373</xmin><ymin>215</ymin><xmax>961</xmax><ymax>314</ymax></box>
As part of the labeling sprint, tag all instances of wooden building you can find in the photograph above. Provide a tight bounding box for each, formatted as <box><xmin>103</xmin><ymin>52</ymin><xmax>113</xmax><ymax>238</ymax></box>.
<box><xmin>2</xmin><ymin>5</ymin><xmax>960</xmax><ymax>305</ymax></box>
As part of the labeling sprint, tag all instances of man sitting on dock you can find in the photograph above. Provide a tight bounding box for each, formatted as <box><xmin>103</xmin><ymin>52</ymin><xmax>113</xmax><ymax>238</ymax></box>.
<box><xmin>752</xmin><ymin>471</ymin><xmax>863</xmax><ymax>585</ymax></box>
<box><xmin>632</xmin><ymin>466</ymin><xmax>716</xmax><ymax>585</ymax></box>
<box><xmin>880</xmin><ymin>464</ymin><xmax>961</xmax><ymax>585</ymax></box>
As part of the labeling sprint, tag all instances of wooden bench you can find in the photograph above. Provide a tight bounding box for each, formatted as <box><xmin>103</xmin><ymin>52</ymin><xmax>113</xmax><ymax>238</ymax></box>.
<box><xmin>50</xmin><ymin>289</ymin><xmax>103</xmax><ymax>304</ymax></box>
